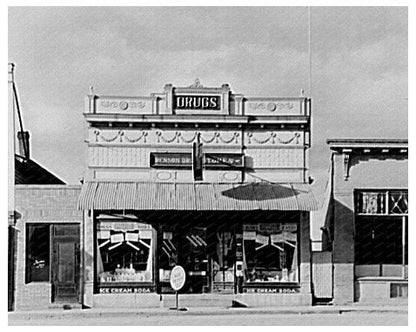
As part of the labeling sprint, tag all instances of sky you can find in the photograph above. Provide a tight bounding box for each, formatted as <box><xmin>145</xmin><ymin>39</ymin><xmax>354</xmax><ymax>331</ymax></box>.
<box><xmin>8</xmin><ymin>5</ymin><xmax>408</xmax><ymax>238</ymax></box>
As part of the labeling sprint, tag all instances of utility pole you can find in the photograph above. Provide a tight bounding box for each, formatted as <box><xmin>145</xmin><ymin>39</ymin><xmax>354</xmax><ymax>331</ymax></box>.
<box><xmin>308</xmin><ymin>6</ymin><xmax>312</xmax><ymax>97</ymax></box>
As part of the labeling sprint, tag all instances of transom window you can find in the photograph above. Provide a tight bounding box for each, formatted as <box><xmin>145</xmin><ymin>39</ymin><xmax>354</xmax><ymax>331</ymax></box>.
<box><xmin>355</xmin><ymin>190</ymin><xmax>408</xmax><ymax>215</ymax></box>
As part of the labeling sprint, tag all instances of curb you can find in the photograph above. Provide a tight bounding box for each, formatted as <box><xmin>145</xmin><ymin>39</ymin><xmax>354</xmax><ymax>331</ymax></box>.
<box><xmin>8</xmin><ymin>306</ymin><xmax>408</xmax><ymax>321</ymax></box>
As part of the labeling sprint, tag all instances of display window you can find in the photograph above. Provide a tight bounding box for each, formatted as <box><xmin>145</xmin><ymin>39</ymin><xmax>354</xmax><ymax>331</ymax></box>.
<box><xmin>96</xmin><ymin>221</ymin><xmax>154</xmax><ymax>284</ymax></box>
<box><xmin>243</xmin><ymin>223</ymin><xmax>298</xmax><ymax>283</ymax></box>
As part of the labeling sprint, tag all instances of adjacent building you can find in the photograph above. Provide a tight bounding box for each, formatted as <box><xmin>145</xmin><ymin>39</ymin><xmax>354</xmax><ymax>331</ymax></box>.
<box><xmin>321</xmin><ymin>139</ymin><xmax>408</xmax><ymax>304</ymax></box>
<box><xmin>9</xmin><ymin>63</ymin><xmax>81</xmax><ymax>311</ymax></box>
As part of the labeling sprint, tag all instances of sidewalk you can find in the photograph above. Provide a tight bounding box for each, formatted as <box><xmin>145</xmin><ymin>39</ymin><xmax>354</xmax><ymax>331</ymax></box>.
<box><xmin>8</xmin><ymin>303</ymin><xmax>408</xmax><ymax>321</ymax></box>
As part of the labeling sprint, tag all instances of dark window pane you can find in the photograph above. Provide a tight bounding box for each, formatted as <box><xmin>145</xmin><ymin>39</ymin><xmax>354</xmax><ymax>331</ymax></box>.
<box><xmin>26</xmin><ymin>224</ymin><xmax>50</xmax><ymax>282</ymax></box>
<box><xmin>355</xmin><ymin>216</ymin><xmax>403</xmax><ymax>265</ymax></box>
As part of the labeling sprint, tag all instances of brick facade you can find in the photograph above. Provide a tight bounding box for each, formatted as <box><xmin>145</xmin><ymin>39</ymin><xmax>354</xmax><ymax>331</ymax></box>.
<box><xmin>13</xmin><ymin>185</ymin><xmax>82</xmax><ymax>310</ymax></box>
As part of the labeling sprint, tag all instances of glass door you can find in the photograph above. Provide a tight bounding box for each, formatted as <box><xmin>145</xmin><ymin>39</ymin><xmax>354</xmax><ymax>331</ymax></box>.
<box><xmin>212</xmin><ymin>230</ymin><xmax>235</xmax><ymax>293</ymax></box>
<box><xmin>181</xmin><ymin>227</ymin><xmax>209</xmax><ymax>293</ymax></box>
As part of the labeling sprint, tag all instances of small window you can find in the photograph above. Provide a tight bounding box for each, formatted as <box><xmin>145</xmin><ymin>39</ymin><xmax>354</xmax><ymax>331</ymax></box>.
<box><xmin>26</xmin><ymin>224</ymin><xmax>50</xmax><ymax>283</ymax></box>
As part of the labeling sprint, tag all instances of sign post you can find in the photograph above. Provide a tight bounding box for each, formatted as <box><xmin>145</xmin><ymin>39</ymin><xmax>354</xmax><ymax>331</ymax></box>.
<box><xmin>169</xmin><ymin>265</ymin><xmax>187</xmax><ymax>311</ymax></box>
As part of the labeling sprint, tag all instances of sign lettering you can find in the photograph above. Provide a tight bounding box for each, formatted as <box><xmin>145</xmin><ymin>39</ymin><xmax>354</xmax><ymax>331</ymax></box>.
<box><xmin>243</xmin><ymin>287</ymin><xmax>299</xmax><ymax>294</ymax></box>
<box><xmin>150</xmin><ymin>153</ymin><xmax>244</xmax><ymax>169</ymax></box>
<box><xmin>170</xmin><ymin>265</ymin><xmax>186</xmax><ymax>291</ymax></box>
<box><xmin>174</xmin><ymin>95</ymin><xmax>221</xmax><ymax>110</ymax></box>
<box><xmin>99</xmin><ymin>287</ymin><xmax>153</xmax><ymax>294</ymax></box>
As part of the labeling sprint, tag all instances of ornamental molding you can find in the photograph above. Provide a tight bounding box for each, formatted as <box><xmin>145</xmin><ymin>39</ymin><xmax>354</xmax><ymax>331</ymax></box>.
<box><xmin>188</xmin><ymin>78</ymin><xmax>204</xmax><ymax>89</ymax></box>
<box><xmin>91</xmin><ymin>129</ymin><xmax>301</xmax><ymax>146</ymax></box>
<box><xmin>93</xmin><ymin>129</ymin><xmax>148</xmax><ymax>143</ymax></box>
<box><xmin>246</xmin><ymin>132</ymin><xmax>300</xmax><ymax>145</ymax></box>
<box><xmin>155</xmin><ymin>131</ymin><xmax>239</xmax><ymax>144</ymax></box>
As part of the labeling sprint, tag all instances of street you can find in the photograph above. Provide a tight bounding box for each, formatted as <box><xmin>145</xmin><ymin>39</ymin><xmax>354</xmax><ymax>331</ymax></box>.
<box><xmin>9</xmin><ymin>312</ymin><xmax>407</xmax><ymax>326</ymax></box>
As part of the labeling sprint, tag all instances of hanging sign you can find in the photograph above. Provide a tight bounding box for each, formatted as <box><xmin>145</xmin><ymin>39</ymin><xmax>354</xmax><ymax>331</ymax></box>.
<box><xmin>170</xmin><ymin>265</ymin><xmax>186</xmax><ymax>291</ymax></box>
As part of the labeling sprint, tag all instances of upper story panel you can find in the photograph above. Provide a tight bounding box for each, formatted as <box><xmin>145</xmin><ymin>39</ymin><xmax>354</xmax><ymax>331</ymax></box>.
<box><xmin>83</xmin><ymin>81</ymin><xmax>312</xmax><ymax>183</ymax></box>
<box><xmin>85</xmin><ymin>80</ymin><xmax>311</xmax><ymax>120</ymax></box>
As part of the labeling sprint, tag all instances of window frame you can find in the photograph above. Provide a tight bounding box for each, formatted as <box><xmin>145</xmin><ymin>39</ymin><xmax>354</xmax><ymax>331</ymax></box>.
<box><xmin>354</xmin><ymin>189</ymin><xmax>408</xmax><ymax>277</ymax></box>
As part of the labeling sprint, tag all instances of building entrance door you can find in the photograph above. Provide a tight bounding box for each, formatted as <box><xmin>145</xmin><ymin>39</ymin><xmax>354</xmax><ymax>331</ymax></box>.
<box><xmin>212</xmin><ymin>231</ymin><xmax>235</xmax><ymax>293</ymax></box>
<box><xmin>51</xmin><ymin>224</ymin><xmax>80</xmax><ymax>303</ymax></box>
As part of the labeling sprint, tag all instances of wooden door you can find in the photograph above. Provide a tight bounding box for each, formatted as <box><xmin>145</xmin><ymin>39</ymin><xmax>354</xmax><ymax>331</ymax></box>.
<box><xmin>312</xmin><ymin>251</ymin><xmax>333</xmax><ymax>300</ymax></box>
<box><xmin>51</xmin><ymin>225</ymin><xmax>80</xmax><ymax>303</ymax></box>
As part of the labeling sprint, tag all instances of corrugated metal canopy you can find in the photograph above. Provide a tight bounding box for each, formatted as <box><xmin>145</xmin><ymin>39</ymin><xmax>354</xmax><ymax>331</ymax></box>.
<box><xmin>77</xmin><ymin>181</ymin><xmax>318</xmax><ymax>211</ymax></box>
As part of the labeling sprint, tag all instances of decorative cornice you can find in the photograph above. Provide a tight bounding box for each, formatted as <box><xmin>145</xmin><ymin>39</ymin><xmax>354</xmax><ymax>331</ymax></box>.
<box><xmin>327</xmin><ymin>138</ymin><xmax>408</xmax><ymax>150</ymax></box>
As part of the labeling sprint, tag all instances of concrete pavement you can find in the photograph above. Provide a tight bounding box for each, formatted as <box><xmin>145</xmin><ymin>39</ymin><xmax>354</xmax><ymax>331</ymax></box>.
<box><xmin>8</xmin><ymin>303</ymin><xmax>408</xmax><ymax>322</ymax></box>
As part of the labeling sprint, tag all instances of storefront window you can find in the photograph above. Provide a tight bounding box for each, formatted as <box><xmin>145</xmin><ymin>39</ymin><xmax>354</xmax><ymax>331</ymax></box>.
<box><xmin>96</xmin><ymin>221</ymin><xmax>154</xmax><ymax>284</ymax></box>
<box><xmin>26</xmin><ymin>224</ymin><xmax>50</xmax><ymax>283</ymax></box>
<box><xmin>243</xmin><ymin>223</ymin><xmax>298</xmax><ymax>283</ymax></box>
<box><xmin>354</xmin><ymin>190</ymin><xmax>408</xmax><ymax>278</ymax></box>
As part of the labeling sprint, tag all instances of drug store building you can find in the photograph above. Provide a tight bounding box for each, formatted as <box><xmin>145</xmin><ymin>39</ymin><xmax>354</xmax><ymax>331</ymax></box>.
<box><xmin>77</xmin><ymin>81</ymin><xmax>318</xmax><ymax>308</ymax></box>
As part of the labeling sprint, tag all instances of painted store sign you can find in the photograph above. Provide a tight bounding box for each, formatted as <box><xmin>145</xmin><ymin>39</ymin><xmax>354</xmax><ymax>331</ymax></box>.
<box><xmin>174</xmin><ymin>95</ymin><xmax>221</xmax><ymax>110</ymax></box>
<box><xmin>243</xmin><ymin>287</ymin><xmax>300</xmax><ymax>294</ymax></box>
<box><xmin>99</xmin><ymin>286</ymin><xmax>154</xmax><ymax>294</ymax></box>
<box><xmin>150</xmin><ymin>152</ymin><xmax>244</xmax><ymax>169</ymax></box>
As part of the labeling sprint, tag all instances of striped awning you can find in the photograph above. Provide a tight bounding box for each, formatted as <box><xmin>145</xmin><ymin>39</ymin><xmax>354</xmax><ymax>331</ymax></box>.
<box><xmin>77</xmin><ymin>181</ymin><xmax>318</xmax><ymax>211</ymax></box>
